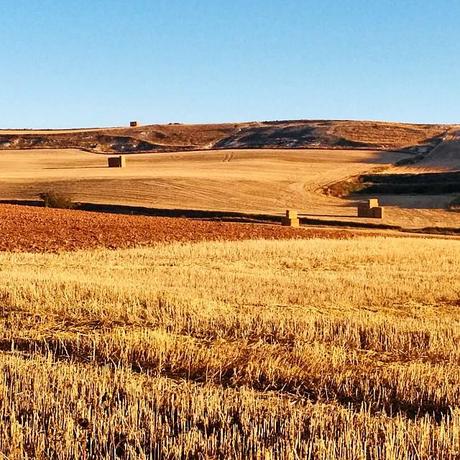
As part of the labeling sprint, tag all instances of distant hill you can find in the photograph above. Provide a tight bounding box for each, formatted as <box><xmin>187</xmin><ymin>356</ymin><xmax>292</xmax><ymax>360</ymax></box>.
<box><xmin>0</xmin><ymin>120</ymin><xmax>452</xmax><ymax>154</ymax></box>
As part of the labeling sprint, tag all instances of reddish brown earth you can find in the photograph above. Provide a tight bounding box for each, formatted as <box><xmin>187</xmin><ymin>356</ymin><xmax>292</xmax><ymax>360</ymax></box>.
<box><xmin>0</xmin><ymin>204</ymin><xmax>367</xmax><ymax>252</ymax></box>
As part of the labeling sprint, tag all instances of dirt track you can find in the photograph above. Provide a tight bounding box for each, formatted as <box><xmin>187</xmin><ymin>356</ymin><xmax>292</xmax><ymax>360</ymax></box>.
<box><xmin>0</xmin><ymin>204</ymin><xmax>369</xmax><ymax>252</ymax></box>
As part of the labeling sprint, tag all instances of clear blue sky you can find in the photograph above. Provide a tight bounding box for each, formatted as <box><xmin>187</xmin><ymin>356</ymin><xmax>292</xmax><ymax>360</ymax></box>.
<box><xmin>1</xmin><ymin>0</ymin><xmax>459</xmax><ymax>128</ymax></box>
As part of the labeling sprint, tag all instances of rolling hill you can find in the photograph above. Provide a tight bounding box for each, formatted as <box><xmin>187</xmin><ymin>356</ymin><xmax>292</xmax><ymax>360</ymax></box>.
<box><xmin>0</xmin><ymin>119</ymin><xmax>458</xmax><ymax>231</ymax></box>
<box><xmin>0</xmin><ymin>119</ymin><xmax>452</xmax><ymax>154</ymax></box>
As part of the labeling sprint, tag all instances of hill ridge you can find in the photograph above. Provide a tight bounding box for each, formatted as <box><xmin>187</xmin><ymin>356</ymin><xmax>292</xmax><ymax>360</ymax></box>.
<box><xmin>0</xmin><ymin>119</ymin><xmax>454</xmax><ymax>155</ymax></box>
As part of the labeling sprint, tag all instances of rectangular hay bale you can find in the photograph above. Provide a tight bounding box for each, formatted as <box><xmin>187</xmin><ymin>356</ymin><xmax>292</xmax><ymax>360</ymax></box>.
<box><xmin>108</xmin><ymin>156</ymin><xmax>126</xmax><ymax>168</ymax></box>
<box><xmin>371</xmin><ymin>206</ymin><xmax>384</xmax><ymax>219</ymax></box>
<box><xmin>286</xmin><ymin>210</ymin><xmax>298</xmax><ymax>219</ymax></box>
<box><xmin>357</xmin><ymin>205</ymin><xmax>372</xmax><ymax>217</ymax></box>
<box><xmin>281</xmin><ymin>217</ymin><xmax>300</xmax><ymax>228</ymax></box>
<box><xmin>368</xmin><ymin>198</ymin><xmax>379</xmax><ymax>208</ymax></box>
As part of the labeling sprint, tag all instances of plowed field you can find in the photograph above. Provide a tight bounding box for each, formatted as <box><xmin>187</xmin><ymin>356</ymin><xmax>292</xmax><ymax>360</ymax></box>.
<box><xmin>0</xmin><ymin>204</ymin><xmax>363</xmax><ymax>252</ymax></box>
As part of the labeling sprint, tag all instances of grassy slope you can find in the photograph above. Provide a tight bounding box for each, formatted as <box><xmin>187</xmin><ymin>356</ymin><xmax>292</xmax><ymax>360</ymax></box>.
<box><xmin>0</xmin><ymin>237</ymin><xmax>459</xmax><ymax>458</ymax></box>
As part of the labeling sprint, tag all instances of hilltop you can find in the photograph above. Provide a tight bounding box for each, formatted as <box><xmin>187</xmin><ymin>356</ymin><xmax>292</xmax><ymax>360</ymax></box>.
<box><xmin>0</xmin><ymin>119</ymin><xmax>453</xmax><ymax>154</ymax></box>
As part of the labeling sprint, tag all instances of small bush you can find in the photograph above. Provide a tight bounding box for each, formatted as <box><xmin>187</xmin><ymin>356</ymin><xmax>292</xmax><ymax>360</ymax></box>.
<box><xmin>39</xmin><ymin>191</ymin><xmax>75</xmax><ymax>209</ymax></box>
<box><xmin>448</xmin><ymin>196</ymin><xmax>460</xmax><ymax>212</ymax></box>
<box><xmin>394</xmin><ymin>154</ymin><xmax>425</xmax><ymax>166</ymax></box>
<box><xmin>322</xmin><ymin>179</ymin><xmax>365</xmax><ymax>197</ymax></box>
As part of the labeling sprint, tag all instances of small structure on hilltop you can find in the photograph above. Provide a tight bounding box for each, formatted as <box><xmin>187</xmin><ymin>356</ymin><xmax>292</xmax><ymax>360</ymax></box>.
<box><xmin>357</xmin><ymin>198</ymin><xmax>384</xmax><ymax>218</ymax></box>
<box><xmin>130</xmin><ymin>121</ymin><xmax>138</xmax><ymax>127</ymax></box>
<box><xmin>281</xmin><ymin>210</ymin><xmax>300</xmax><ymax>227</ymax></box>
<box><xmin>108</xmin><ymin>155</ymin><xmax>126</xmax><ymax>168</ymax></box>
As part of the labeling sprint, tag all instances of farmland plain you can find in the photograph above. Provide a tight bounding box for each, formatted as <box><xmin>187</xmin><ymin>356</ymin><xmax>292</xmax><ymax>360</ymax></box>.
<box><xmin>0</xmin><ymin>147</ymin><xmax>458</xmax><ymax>229</ymax></box>
<box><xmin>0</xmin><ymin>119</ymin><xmax>459</xmax><ymax>458</ymax></box>
<box><xmin>0</xmin><ymin>236</ymin><xmax>459</xmax><ymax>458</ymax></box>
<box><xmin>1</xmin><ymin>119</ymin><xmax>459</xmax><ymax>230</ymax></box>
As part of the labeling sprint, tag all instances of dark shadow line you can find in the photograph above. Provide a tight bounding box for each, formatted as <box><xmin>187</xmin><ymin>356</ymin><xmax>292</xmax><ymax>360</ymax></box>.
<box><xmin>302</xmin><ymin>214</ymin><xmax>357</xmax><ymax>218</ymax></box>
<box><xmin>43</xmin><ymin>166</ymin><xmax>107</xmax><ymax>170</ymax></box>
<box><xmin>0</xmin><ymin>200</ymin><xmax>458</xmax><ymax>234</ymax></box>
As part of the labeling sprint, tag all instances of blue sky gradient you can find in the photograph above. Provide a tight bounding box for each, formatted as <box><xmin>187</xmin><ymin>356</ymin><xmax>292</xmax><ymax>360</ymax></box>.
<box><xmin>1</xmin><ymin>0</ymin><xmax>459</xmax><ymax>127</ymax></box>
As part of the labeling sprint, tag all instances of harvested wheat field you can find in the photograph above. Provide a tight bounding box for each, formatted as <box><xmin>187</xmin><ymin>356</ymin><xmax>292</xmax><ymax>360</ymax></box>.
<box><xmin>1</xmin><ymin>146</ymin><xmax>459</xmax><ymax>230</ymax></box>
<box><xmin>0</xmin><ymin>235</ymin><xmax>459</xmax><ymax>458</ymax></box>
<box><xmin>0</xmin><ymin>148</ymin><xmax>403</xmax><ymax>217</ymax></box>
<box><xmin>350</xmin><ymin>128</ymin><xmax>460</xmax><ymax>213</ymax></box>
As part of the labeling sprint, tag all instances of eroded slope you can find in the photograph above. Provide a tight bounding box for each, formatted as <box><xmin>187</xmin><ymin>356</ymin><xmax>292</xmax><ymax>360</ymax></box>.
<box><xmin>0</xmin><ymin>120</ymin><xmax>451</xmax><ymax>154</ymax></box>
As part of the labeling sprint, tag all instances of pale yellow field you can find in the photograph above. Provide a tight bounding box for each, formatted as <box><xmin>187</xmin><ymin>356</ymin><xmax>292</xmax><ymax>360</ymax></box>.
<box><xmin>387</xmin><ymin>129</ymin><xmax>460</xmax><ymax>174</ymax></box>
<box><xmin>0</xmin><ymin>147</ymin><xmax>458</xmax><ymax>229</ymax></box>
<box><xmin>371</xmin><ymin>129</ymin><xmax>460</xmax><ymax>213</ymax></box>
<box><xmin>0</xmin><ymin>148</ymin><xmax>400</xmax><ymax>215</ymax></box>
<box><xmin>0</xmin><ymin>236</ymin><xmax>459</xmax><ymax>458</ymax></box>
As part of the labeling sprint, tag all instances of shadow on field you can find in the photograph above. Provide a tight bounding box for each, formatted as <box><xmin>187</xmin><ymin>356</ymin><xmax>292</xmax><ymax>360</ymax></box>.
<box><xmin>0</xmin><ymin>200</ymin><xmax>459</xmax><ymax>235</ymax></box>
<box><xmin>44</xmin><ymin>166</ymin><xmax>107</xmax><ymax>170</ymax></box>
<box><xmin>0</xmin><ymin>336</ymin><xmax>452</xmax><ymax>422</ymax></box>
<box><xmin>302</xmin><ymin>213</ymin><xmax>357</xmax><ymax>218</ymax></box>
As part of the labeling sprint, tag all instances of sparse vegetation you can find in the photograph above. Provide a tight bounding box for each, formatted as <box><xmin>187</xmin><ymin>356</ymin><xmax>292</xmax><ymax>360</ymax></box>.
<box><xmin>0</xmin><ymin>237</ymin><xmax>459</xmax><ymax>458</ymax></box>
<box><xmin>0</xmin><ymin>120</ymin><xmax>449</xmax><ymax>153</ymax></box>
<box><xmin>322</xmin><ymin>176</ymin><xmax>365</xmax><ymax>197</ymax></box>
<box><xmin>39</xmin><ymin>190</ymin><xmax>75</xmax><ymax>209</ymax></box>
<box><xmin>394</xmin><ymin>153</ymin><xmax>426</xmax><ymax>166</ymax></box>
<box><xmin>325</xmin><ymin>171</ymin><xmax>460</xmax><ymax>196</ymax></box>
<box><xmin>449</xmin><ymin>196</ymin><xmax>460</xmax><ymax>211</ymax></box>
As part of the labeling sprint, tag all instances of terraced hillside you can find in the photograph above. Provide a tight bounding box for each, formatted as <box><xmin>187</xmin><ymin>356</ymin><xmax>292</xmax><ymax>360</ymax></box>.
<box><xmin>0</xmin><ymin>120</ymin><xmax>451</xmax><ymax>154</ymax></box>
<box><xmin>329</xmin><ymin>128</ymin><xmax>460</xmax><ymax>212</ymax></box>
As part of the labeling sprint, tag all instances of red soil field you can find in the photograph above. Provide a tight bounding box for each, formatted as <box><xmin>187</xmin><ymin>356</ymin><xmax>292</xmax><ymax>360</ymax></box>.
<box><xmin>0</xmin><ymin>204</ymin><xmax>364</xmax><ymax>252</ymax></box>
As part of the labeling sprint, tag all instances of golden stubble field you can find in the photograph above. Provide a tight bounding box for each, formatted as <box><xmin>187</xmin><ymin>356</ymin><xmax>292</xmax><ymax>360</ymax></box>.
<box><xmin>0</xmin><ymin>236</ymin><xmax>459</xmax><ymax>459</ymax></box>
<box><xmin>0</xmin><ymin>147</ymin><xmax>459</xmax><ymax>229</ymax></box>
